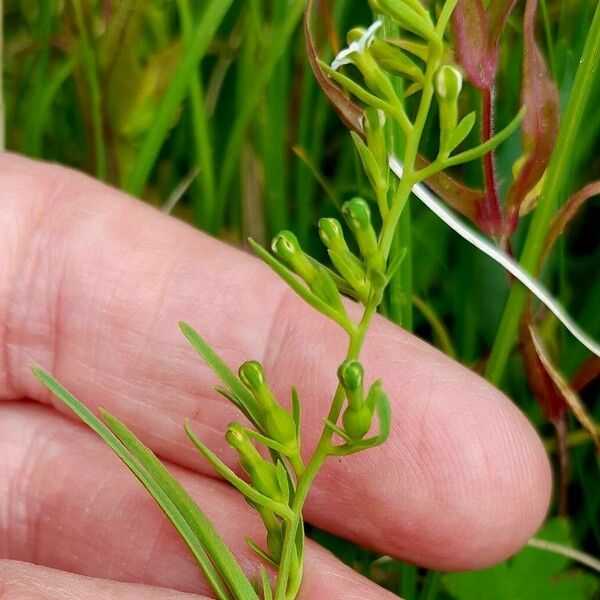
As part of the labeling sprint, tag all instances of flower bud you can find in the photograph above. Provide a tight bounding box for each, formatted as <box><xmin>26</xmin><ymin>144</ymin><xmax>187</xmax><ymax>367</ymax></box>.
<box><xmin>364</xmin><ymin>108</ymin><xmax>387</xmax><ymax>172</ymax></box>
<box><xmin>319</xmin><ymin>218</ymin><xmax>369</xmax><ymax>302</ymax></box>
<box><xmin>318</xmin><ymin>218</ymin><xmax>348</xmax><ymax>254</ymax></box>
<box><xmin>239</xmin><ymin>362</ymin><xmax>298</xmax><ymax>451</ymax></box>
<box><xmin>370</xmin><ymin>38</ymin><xmax>423</xmax><ymax>83</ymax></box>
<box><xmin>267</xmin><ymin>527</ymin><xmax>283</xmax><ymax>563</ymax></box>
<box><xmin>435</xmin><ymin>65</ymin><xmax>463</xmax><ymax>151</ymax></box>
<box><xmin>272</xmin><ymin>231</ymin><xmax>317</xmax><ymax>283</ymax></box>
<box><xmin>264</xmin><ymin>404</ymin><xmax>298</xmax><ymax>452</ymax></box>
<box><xmin>272</xmin><ymin>231</ymin><xmax>345</xmax><ymax>313</ymax></box>
<box><xmin>369</xmin><ymin>0</ymin><xmax>436</xmax><ymax>41</ymax></box>
<box><xmin>226</xmin><ymin>423</ymin><xmax>283</xmax><ymax>502</ymax></box>
<box><xmin>257</xmin><ymin>507</ymin><xmax>284</xmax><ymax>563</ymax></box>
<box><xmin>239</xmin><ymin>361</ymin><xmax>276</xmax><ymax>411</ymax></box>
<box><xmin>338</xmin><ymin>359</ymin><xmax>364</xmax><ymax>409</ymax></box>
<box><xmin>342</xmin><ymin>198</ymin><xmax>386</xmax><ymax>286</ymax></box>
<box><xmin>435</xmin><ymin>65</ymin><xmax>463</xmax><ymax>102</ymax></box>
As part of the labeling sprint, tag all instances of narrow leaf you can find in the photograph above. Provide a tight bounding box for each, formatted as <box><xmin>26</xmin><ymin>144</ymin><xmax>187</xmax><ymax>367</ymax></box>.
<box><xmin>179</xmin><ymin>322</ymin><xmax>263</xmax><ymax>428</ymax></box>
<box><xmin>445</xmin><ymin>107</ymin><xmax>525</xmax><ymax>168</ymax></box>
<box><xmin>30</xmin><ymin>367</ymin><xmax>236</xmax><ymax>600</ymax></box>
<box><xmin>246</xmin><ymin>537</ymin><xmax>279</xmax><ymax>569</ymax></box>
<box><xmin>102</xmin><ymin>411</ymin><xmax>259</xmax><ymax>599</ymax></box>
<box><xmin>446</xmin><ymin>111</ymin><xmax>476</xmax><ymax>155</ymax></box>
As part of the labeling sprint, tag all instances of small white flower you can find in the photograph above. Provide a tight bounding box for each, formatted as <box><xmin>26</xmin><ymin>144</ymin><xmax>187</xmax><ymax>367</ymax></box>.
<box><xmin>331</xmin><ymin>20</ymin><xmax>383</xmax><ymax>71</ymax></box>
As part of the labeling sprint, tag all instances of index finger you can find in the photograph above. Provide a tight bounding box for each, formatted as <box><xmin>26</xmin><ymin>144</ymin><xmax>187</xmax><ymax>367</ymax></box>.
<box><xmin>0</xmin><ymin>152</ymin><xmax>551</xmax><ymax>571</ymax></box>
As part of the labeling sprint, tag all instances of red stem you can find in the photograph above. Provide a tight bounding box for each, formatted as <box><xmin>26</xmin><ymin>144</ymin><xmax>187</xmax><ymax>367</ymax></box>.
<box><xmin>478</xmin><ymin>86</ymin><xmax>504</xmax><ymax>240</ymax></box>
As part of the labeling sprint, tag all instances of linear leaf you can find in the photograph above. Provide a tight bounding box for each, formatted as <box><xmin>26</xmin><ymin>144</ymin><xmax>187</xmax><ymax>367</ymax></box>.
<box><xmin>101</xmin><ymin>411</ymin><xmax>259</xmax><ymax>600</ymax></box>
<box><xmin>179</xmin><ymin>321</ymin><xmax>263</xmax><ymax>427</ymax></box>
<box><xmin>31</xmin><ymin>366</ymin><xmax>235</xmax><ymax>600</ymax></box>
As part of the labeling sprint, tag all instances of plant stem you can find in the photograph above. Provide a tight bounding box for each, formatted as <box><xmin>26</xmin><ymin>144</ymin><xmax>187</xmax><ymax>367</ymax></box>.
<box><xmin>380</xmin><ymin>14</ymin><xmax>413</xmax><ymax>331</ymax></box>
<box><xmin>274</xmin><ymin>304</ymin><xmax>378</xmax><ymax>599</ymax></box>
<box><xmin>480</xmin><ymin>86</ymin><xmax>503</xmax><ymax>238</ymax></box>
<box><xmin>485</xmin><ymin>0</ymin><xmax>600</xmax><ymax>385</ymax></box>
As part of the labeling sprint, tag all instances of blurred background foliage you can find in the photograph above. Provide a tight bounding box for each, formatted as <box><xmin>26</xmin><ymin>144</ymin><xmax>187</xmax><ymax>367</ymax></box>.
<box><xmin>3</xmin><ymin>0</ymin><xmax>599</xmax><ymax>597</ymax></box>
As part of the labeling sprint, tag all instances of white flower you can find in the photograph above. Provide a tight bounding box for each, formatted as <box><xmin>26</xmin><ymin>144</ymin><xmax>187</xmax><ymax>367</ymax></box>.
<box><xmin>331</xmin><ymin>20</ymin><xmax>383</xmax><ymax>71</ymax></box>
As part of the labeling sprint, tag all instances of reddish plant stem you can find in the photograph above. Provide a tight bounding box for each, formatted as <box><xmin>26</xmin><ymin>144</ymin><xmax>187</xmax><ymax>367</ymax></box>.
<box><xmin>479</xmin><ymin>86</ymin><xmax>504</xmax><ymax>240</ymax></box>
<box><xmin>553</xmin><ymin>415</ymin><xmax>569</xmax><ymax>517</ymax></box>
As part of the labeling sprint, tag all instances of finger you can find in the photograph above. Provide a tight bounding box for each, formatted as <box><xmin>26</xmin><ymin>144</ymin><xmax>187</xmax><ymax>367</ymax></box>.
<box><xmin>0</xmin><ymin>403</ymin><xmax>397</xmax><ymax>599</ymax></box>
<box><xmin>0</xmin><ymin>560</ymin><xmax>204</xmax><ymax>600</ymax></box>
<box><xmin>0</xmin><ymin>152</ymin><xmax>551</xmax><ymax>569</ymax></box>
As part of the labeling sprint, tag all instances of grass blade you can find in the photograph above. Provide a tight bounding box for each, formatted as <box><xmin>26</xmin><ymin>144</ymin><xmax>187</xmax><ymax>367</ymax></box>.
<box><xmin>125</xmin><ymin>0</ymin><xmax>233</xmax><ymax>197</ymax></box>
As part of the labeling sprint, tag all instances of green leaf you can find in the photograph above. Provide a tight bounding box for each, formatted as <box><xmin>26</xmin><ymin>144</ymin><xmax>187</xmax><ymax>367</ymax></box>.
<box><xmin>179</xmin><ymin>322</ymin><xmax>263</xmax><ymax>428</ymax></box>
<box><xmin>246</xmin><ymin>537</ymin><xmax>279</xmax><ymax>569</ymax></box>
<box><xmin>259</xmin><ymin>565</ymin><xmax>274</xmax><ymax>600</ymax></box>
<box><xmin>444</xmin><ymin>107</ymin><xmax>525</xmax><ymax>168</ymax></box>
<box><xmin>291</xmin><ymin>387</ymin><xmax>301</xmax><ymax>439</ymax></box>
<box><xmin>443</xmin><ymin>518</ymin><xmax>599</xmax><ymax>600</ymax></box>
<box><xmin>248</xmin><ymin>239</ymin><xmax>356</xmax><ymax>334</ymax></box>
<box><xmin>100</xmin><ymin>412</ymin><xmax>259</xmax><ymax>600</ymax></box>
<box><xmin>445</xmin><ymin>111</ymin><xmax>476</xmax><ymax>155</ymax></box>
<box><xmin>30</xmin><ymin>366</ymin><xmax>245</xmax><ymax>600</ymax></box>
<box><xmin>330</xmin><ymin>385</ymin><xmax>391</xmax><ymax>456</ymax></box>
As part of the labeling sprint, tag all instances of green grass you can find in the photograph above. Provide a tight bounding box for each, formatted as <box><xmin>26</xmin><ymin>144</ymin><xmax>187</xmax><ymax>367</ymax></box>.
<box><xmin>4</xmin><ymin>0</ymin><xmax>599</xmax><ymax>597</ymax></box>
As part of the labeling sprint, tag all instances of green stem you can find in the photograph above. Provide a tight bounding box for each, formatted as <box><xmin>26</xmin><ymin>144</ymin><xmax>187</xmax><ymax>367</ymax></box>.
<box><xmin>273</xmin><ymin>304</ymin><xmax>378</xmax><ymax>600</ymax></box>
<box><xmin>380</xmin><ymin>15</ymin><xmax>413</xmax><ymax>331</ymax></box>
<box><xmin>485</xmin><ymin>1</ymin><xmax>600</xmax><ymax>385</ymax></box>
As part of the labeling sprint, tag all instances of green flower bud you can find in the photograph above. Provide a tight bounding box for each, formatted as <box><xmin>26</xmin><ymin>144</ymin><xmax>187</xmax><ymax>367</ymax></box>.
<box><xmin>267</xmin><ymin>527</ymin><xmax>283</xmax><ymax>563</ymax></box>
<box><xmin>319</xmin><ymin>218</ymin><xmax>369</xmax><ymax>302</ymax></box>
<box><xmin>273</xmin><ymin>231</ymin><xmax>345</xmax><ymax>313</ymax></box>
<box><xmin>338</xmin><ymin>359</ymin><xmax>364</xmax><ymax>392</ymax></box>
<box><xmin>239</xmin><ymin>361</ymin><xmax>298</xmax><ymax>451</ymax></box>
<box><xmin>318</xmin><ymin>218</ymin><xmax>348</xmax><ymax>254</ymax></box>
<box><xmin>239</xmin><ymin>360</ymin><xmax>276</xmax><ymax>412</ymax></box>
<box><xmin>370</xmin><ymin>38</ymin><xmax>424</xmax><ymax>83</ymax></box>
<box><xmin>435</xmin><ymin>65</ymin><xmax>463</xmax><ymax>102</ymax></box>
<box><xmin>257</xmin><ymin>508</ymin><xmax>284</xmax><ymax>563</ymax></box>
<box><xmin>369</xmin><ymin>0</ymin><xmax>436</xmax><ymax>41</ymax></box>
<box><xmin>342</xmin><ymin>198</ymin><xmax>386</xmax><ymax>287</ymax></box>
<box><xmin>226</xmin><ymin>423</ymin><xmax>283</xmax><ymax>502</ymax></box>
<box><xmin>338</xmin><ymin>359</ymin><xmax>364</xmax><ymax>409</ymax></box>
<box><xmin>364</xmin><ymin>108</ymin><xmax>387</xmax><ymax>172</ymax></box>
<box><xmin>264</xmin><ymin>404</ymin><xmax>298</xmax><ymax>452</ymax></box>
<box><xmin>272</xmin><ymin>231</ymin><xmax>317</xmax><ymax>283</ymax></box>
<box><xmin>436</xmin><ymin>65</ymin><xmax>463</xmax><ymax>152</ymax></box>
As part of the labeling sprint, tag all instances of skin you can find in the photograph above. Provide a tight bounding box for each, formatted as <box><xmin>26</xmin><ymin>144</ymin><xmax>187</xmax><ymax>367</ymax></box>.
<box><xmin>0</xmin><ymin>152</ymin><xmax>552</xmax><ymax>599</ymax></box>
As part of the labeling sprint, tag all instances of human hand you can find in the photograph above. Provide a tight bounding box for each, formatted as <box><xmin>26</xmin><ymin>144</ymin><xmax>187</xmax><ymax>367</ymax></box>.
<box><xmin>0</xmin><ymin>153</ymin><xmax>551</xmax><ymax>599</ymax></box>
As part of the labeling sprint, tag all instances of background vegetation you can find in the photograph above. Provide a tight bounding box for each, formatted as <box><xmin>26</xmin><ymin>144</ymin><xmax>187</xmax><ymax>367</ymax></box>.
<box><xmin>3</xmin><ymin>0</ymin><xmax>599</xmax><ymax>598</ymax></box>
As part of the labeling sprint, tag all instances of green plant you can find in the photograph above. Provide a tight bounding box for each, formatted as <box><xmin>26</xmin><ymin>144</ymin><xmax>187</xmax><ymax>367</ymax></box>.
<box><xmin>27</xmin><ymin>0</ymin><xmax>540</xmax><ymax>600</ymax></box>
<box><xmin>29</xmin><ymin>1</ymin><xmax>551</xmax><ymax>598</ymax></box>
